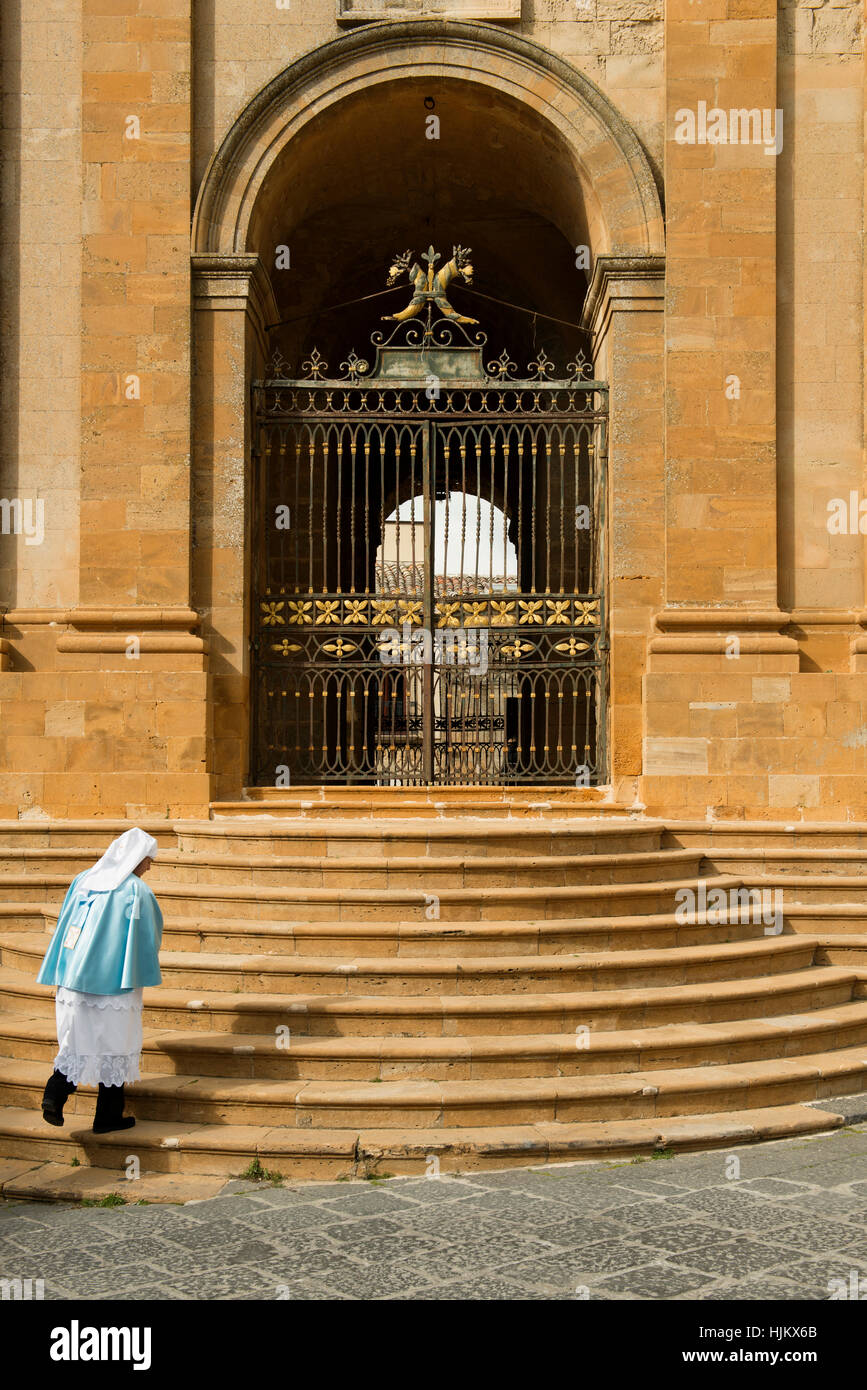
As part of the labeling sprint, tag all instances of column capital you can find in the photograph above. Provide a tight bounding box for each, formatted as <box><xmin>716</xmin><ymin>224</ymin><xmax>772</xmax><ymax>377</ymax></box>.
<box><xmin>581</xmin><ymin>253</ymin><xmax>665</xmax><ymax>340</ymax></box>
<box><xmin>192</xmin><ymin>253</ymin><xmax>279</xmax><ymax>351</ymax></box>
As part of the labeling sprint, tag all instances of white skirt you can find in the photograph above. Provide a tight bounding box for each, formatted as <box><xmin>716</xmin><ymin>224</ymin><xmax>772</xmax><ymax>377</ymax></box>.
<box><xmin>53</xmin><ymin>986</ymin><xmax>144</xmax><ymax>1088</ymax></box>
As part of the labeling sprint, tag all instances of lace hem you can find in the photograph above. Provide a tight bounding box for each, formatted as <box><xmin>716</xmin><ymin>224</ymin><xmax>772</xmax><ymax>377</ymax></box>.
<box><xmin>56</xmin><ymin>987</ymin><xmax>142</xmax><ymax>1012</ymax></box>
<box><xmin>53</xmin><ymin>1049</ymin><xmax>141</xmax><ymax>1089</ymax></box>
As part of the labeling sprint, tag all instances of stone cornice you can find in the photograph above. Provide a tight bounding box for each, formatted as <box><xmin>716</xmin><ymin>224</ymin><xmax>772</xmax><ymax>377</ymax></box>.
<box><xmin>337</xmin><ymin>2</ymin><xmax>521</xmax><ymax>20</ymax></box>
<box><xmin>191</xmin><ymin>253</ymin><xmax>279</xmax><ymax>347</ymax></box>
<box><xmin>57</xmin><ymin>633</ymin><xmax>207</xmax><ymax>654</ymax></box>
<box><xmin>1</xmin><ymin>608</ymin><xmax>206</xmax><ymax>656</ymax></box>
<box><xmin>654</xmin><ymin>609</ymin><xmax>791</xmax><ymax>632</ymax></box>
<box><xmin>2</xmin><ymin>608</ymin><xmax>201</xmax><ymax>628</ymax></box>
<box><xmin>651</xmin><ymin>607</ymin><xmax>867</xmax><ymax>657</ymax></box>
<box><xmin>650</xmin><ymin>607</ymin><xmax>797</xmax><ymax>655</ymax></box>
<box><xmin>581</xmin><ymin>254</ymin><xmax>666</xmax><ymax>342</ymax></box>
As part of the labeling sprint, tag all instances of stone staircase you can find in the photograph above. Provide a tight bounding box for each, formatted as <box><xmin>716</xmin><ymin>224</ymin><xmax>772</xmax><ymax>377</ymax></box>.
<box><xmin>1</xmin><ymin>798</ymin><xmax>867</xmax><ymax>1200</ymax></box>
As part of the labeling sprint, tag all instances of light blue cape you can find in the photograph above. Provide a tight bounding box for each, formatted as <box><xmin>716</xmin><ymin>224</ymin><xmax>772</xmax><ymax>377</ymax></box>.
<box><xmin>37</xmin><ymin>870</ymin><xmax>163</xmax><ymax>995</ymax></box>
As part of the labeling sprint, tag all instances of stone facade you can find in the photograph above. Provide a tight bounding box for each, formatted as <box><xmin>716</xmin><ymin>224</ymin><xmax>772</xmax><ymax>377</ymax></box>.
<box><xmin>0</xmin><ymin>3</ymin><xmax>865</xmax><ymax>819</ymax></box>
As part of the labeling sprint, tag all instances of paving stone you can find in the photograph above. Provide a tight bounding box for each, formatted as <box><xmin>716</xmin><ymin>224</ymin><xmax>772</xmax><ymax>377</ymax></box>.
<box><xmin>403</xmin><ymin>1232</ymin><xmax>554</xmax><ymax>1277</ymax></box>
<box><xmin>516</xmin><ymin>1217</ymin><xmax>624</xmax><ymax>1249</ymax></box>
<box><xmin>383</xmin><ymin>1179</ymin><xmax>481</xmax><ymax>1204</ymax></box>
<box><xmin>178</xmin><ymin>1194</ymin><xmax>280</xmax><ymax>1221</ymax></box>
<box><xmin>88</xmin><ymin>1209</ymin><xmax>199</xmax><ymax>1238</ymax></box>
<box><xmin>395</xmin><ymin>1276</ymin><xmax>551</xmax><ymax>1301</ymax></box>
<box><xmin>383</xmin><ymin>1217</ymin><xmax>539</xmax><ymax>1262</ymax></box>
<box><xmin>512</xmin><ymin>1240</ymin><xmax>650</xmax><ymax>1285</ymax></box>
<box><xmin>0</xmin><ymin>1208</ymin><xmax>55</xmax><ymax>1231</ymax></box>
<box><xmin>247</xmin><ymin>1278</ymin><xmax>352</xmax><ymax>1301</ymax></box>
<box><xmin>734</xmin><ymin>1177</ymin><xmax>816</xmax><ymax>1197</ymax></box>
<box><xmin>765</xmin><ymin>1218</ymin><xmax>863</xmax><ymax>1254</ymax></box>
<box><xmin>618</xmin><ymin>1162</ymin><xmax>731</xmax><ymax>1191</ymax></box>
<box><xmin>662</xmin><ymin>1190</ymin><xmax>798</xmax><ymax>1231</ymax></box>
<box><xmin>513</xmin><ymin>1180</ymin><xmax>637</xmax><ymax>1213</ymax></box>
<box><xmin>348</xmin><ymin>1233</ymin><xmax>448</xmax><ymax>1265</ymax></box>
<box><xmin>810</xmin><ymin>1097</ymin><xmax>867</xmax><ymax>1123</ymax></box>
<box><xmin>43</xmin><ymin>1281</ymin><xmax>83</xmax><ymax>1300</ymax></box>
<box><xmin>697</xmin><ymin>1276</ymin><xmax>815</xmax><ymax>1301</ymax></box>
<box><xmin>93</xmin><ymin>1284</ymin><xmax>191</xmax><ymax>1300</ymax></box>
<box><xmin>592</xmin><ymin>1261</ymin><xmax>709</xmax><ymax>1298</ymax></box>
<box><xmin>2</xmin><ymin>1211</ymin><xmax>126</xmax><ymax>1244</ymax></box>
<box><xmin>158</xmin><ymin>1218</ymin><xmax>277</xmax><ymax>1250</ymax></box>
<box><xmin>44</xmin><ymin>1261</ymin><xmax>175</xmax><ymax>1298</ymax></box>
<box><xmin>1</xmin><ymin>1225</ymin><xmax>123</xmax><ymax>1257</ymax></box>
<box><xmin>770</xmin><ymin>1255</ymin><xmax>867</xmax><ymax>1298</ymax></box>
<box><xmin>151</xmin><ymin>1266</ymin><xmax>285</xmax><ymax>1300</ymax></box>
<box><xmin>315</xmin><ymin>1191</ymin><xmax>424</xmax><ymax>1218</ymax></box>
<box><xmin>317</xmin><ymin>1217</ymin><xmax>409</xmax><ymax>1242</ymax></box>
<box><xmin>252</xmin><ymin>1248</ymin><xmax>362</xmax><ymax>1280</ymax></box>
<box><xmin>632</xmin><ymin>1221</ymin><xmax>738</xmax><ymax>1255</ymax></box>
<box><xmin>595</xmin><ymin>1198</ymin><xmax>676</xmax><ymax>1230</ymax></box>
<box><xmin>449</xmin><ymin>1191</ymin><xmax>562</xmax><ymax>1225</ymax></box>
<box><xmin>804</xmin><ymin>1160</ymin><xmax>867</xmax><ymax>1187</ymax></box>
<box><xmin>75</xmin><ymin>1235</ymin><xmax>202</xmax><ymax>1267</ymax></box>
<box><xmin>309</xmin><ymin>1259</ymin><xmax>437</xmax><ymax>1299</ymax></box>
<box><xmin>607</xmin><ymin>1175</ymin><xmax>696</xmax><ymax>1196</ymax></box>
<box><xmin>669</xmin><ymin>1237</ymin><xmax>794</xmax><ymax>1278</ymax></box>
<box><xmin>6</xmin><ymin>1248</ymin><xmax>109</xmax><ymax>1283</ymax></box>
<box><xmin>241</xmin><ymin>1204</ymin><xmax>351</xmax><ymax>1233</ymax></box>
<box><xmin>216</xmin><ymin>1185</ymin><xmax>329</xmax><ymax>1207</ymax></box>
<box><xmin>780</xmin><ymin>1190</ymin><xmax>867</xmax><ymax>1222</ymax></box>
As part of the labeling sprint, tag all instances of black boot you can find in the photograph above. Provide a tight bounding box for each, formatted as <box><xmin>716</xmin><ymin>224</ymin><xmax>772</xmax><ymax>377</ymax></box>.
<box><xmin>93</xmin><ymin>1083</ymin><xmax>135</xmax><ymax>1134</ymax></box>
<box><xmin>42</xmin><ymin>1069</ymin><xmax>76</xmax><ymax>1127</ymax></box>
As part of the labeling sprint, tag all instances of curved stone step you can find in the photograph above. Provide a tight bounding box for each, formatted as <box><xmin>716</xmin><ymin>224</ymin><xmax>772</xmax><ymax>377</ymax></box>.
<box><xmin>0</xmin><ymin>846</ymin><xmax>706</xmax><ymax>889</ymax></box>
<box><xmin>0</xmin><ymin>816</ymin><xmax>665</xmax><ymax>861</ymax></box>
<box><xmin>2</xmin><ymin>1044</ymin><xmax>866</xmax><ymax>1128</ymax></box>
<box><xmin>178</xmin><ymin>818</ymin><xmax>665</xmax><ymax>858</ymax></box>
<box><xmin>0</xmin><ymin>820</ymin><xmax>176</xmax><ymax>851</ymax></box>
<box><xmin>10</xmin><ymin>902</ymin><xmax>867</xmax><ymax>950</ymax></box>
<box><xmin>668</xmin><ymin>820</ymin><xmax>867</xmax><ymax>852</ymax></box>
<box><xmin>0</xmin><ymin>1100</ymin><xmax>844</xmax><ymax>1180</ymax></box>
<box><xmin>7</xmin><ymin>899</ymin><xmax>867</xmax><ymax>942</ymax></box>
<box><xmin>154</xmin><ymin>910</ymin><xmax>767</xmax><ymax>957</ymax></box>
<box><xmin>708</xmin><ymin>847</ymin><xmax>867</xmax><ymax>876</ymax></box>
<box><xmin>0</xmin><ymin>932</ymin><xmax>824</xmax><ymax>997</ymax></box>
<box><xmin>141</xmin><ymin>847</ymin><xmax>705</xmax><ymax>890</ymax></box>
<box><xmin>5</xmin><ymin>1000</ymin><xmax>867</xmax><ymax>1082</ymax></box>
<box><xmin>0</xmin><ymin>872</ymin><xmax>748</xmax><ymax>921</ymax></box>
<box><xmin>742</xmin><ymin>873</ymin><xmax>867</xmax><ymax>905</ymax></box>
<box><xmin>0</xmin><ymin>961</ymin><xmax>856</xmax><ymax>1035</ymax></box>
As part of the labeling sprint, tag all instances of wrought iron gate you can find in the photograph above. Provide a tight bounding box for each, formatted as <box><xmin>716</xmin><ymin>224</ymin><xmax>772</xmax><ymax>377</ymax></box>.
<box><xmin>251</xmin><ymin>315</ymin><xmax>608</xmax><ymax>787</ymax></box>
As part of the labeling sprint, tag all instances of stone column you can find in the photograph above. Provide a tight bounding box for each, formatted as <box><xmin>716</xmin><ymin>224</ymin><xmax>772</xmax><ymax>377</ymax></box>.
<box><xmin>642</xmin><ymin>0</ymin><xmax>810</xmax><ymax>818</ymax></box>
<box><xmin>582</xmin><ymin>255</ymin><xmax>666</xmax><ymax>801</ymax></box>
<box><xmin>29</xmin><ymin>0</ymin><xmax>212</xmax><ymax>818</ymax></box>
<box><xmin>191</xmin><ymin>255</ymin><xmax>277</xmax><ymax>802</ymax></box>
<box><xmin>664</xmin><ymin>0</ymin><xmax>779</xmax><ymax>612</ymax></box>
<box><xmin>80</xmin><ymin>0</ymin><xmax>192</xmax><ymax>608</ymax></box>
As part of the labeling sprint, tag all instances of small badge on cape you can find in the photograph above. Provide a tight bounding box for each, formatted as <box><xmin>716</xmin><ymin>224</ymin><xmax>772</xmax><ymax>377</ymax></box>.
<box><xmin>63</xmin><ymin>924</ymin><xmax>82</xmax><ymax>950</ymax></box>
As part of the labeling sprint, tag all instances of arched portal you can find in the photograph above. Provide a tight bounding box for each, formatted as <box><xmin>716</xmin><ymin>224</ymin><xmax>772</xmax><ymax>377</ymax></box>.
<box><xmin>191</xmin><ymin>22</ymin><xmax>665</xmax><ymax>799</ymax></box>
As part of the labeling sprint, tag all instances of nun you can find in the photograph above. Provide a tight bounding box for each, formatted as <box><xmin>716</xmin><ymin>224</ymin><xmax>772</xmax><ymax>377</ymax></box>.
<box><xmin>36</xmin><ymin>827</ymin><xmax>163</xmax><ymax>1134</ymax></box>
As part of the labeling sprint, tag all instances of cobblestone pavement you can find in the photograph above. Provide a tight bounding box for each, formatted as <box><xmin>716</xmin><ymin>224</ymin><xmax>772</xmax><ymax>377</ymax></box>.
<box><xmin>2</xmin><ymin>1116</ymin><xmax>866</xmax><ymax>1301</ymax></box>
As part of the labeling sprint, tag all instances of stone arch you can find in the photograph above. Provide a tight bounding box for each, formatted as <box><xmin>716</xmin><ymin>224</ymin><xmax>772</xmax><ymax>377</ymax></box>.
<box><xmin>192</xmin><ymin>20</ymin><xmax>664</xmax><ymax>265</ymax></box>
<box><xmin>191</xmin><ymin>22</ymin><xmax>666</xmax><ymax>802</ymax></box>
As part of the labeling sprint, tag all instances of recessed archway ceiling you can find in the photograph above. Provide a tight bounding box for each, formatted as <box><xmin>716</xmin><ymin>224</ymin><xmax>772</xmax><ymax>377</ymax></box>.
<box><xmin>249</xmin><ymin>77</ymin><xmax>595</xmax><ymax>370</ymax></box>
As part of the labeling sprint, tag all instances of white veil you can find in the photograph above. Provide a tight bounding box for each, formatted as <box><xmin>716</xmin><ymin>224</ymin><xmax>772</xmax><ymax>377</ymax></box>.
<box><xmin>75</xmin><ymin>828</ymin><xmax>159</xmax><ymax>895</ymax></box>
